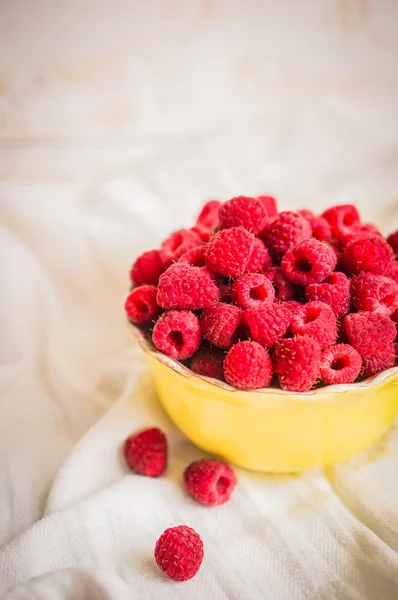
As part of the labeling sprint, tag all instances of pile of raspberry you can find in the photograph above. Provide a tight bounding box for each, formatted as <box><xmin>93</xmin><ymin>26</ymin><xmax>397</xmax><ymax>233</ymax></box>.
<box><xmin>125</xmin><ymin>196</ymin><xmax>398</xmax><ymax>392</ymax></box>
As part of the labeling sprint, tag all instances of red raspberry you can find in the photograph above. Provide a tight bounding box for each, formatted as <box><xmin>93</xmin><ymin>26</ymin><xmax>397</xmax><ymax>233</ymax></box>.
<box><xmin>387</xmin><ymin>230</ymin><xmax>398</xmax><ymax>254</ymax></box>
<box><xmin>224</xmin><ymin>341</ymin><xmax>273</xmax><ymax>389</ymax></box>
<box><xmin>124</xmin><ymin>428</ymin><xmax>167</xmax><ymax>477</ymax></box>
<box><xmin>283</xmin><ymin>300</ymin><xmax>305</xmax><ymax>317</ymax></box>
<box><xmin>245</xmin><ymin>304</ymin><xmax>290</xmax><ymax>348</ymax></box>
<box><xmin>344</xmin><ymin>235</ymin><xmax>394</xmax><ymax>275</ymax></box>
<box><xmin>161</xmin><ymin>228</ymin><xmax>202</xmax><ymax>265</ymax></box>
<box><xmin>281</xmin><ymin>238</ymin><xmax>337</xmax><ymax>286</ymax></box>
<box><xmin>245</xmin><ymin>237</ymin><xmax>272</xmax><ymax>273</ymax></box>
<box><xmin>362</xmin><ymin>345</ymin><xmax>396</xmax><ymax>377</ymax></box>
<box><xmin>321</xmin><ymin>204</ymin><xmax>361</xmax><ymax>239</ymax></box>
<box><xmin>344</xmin><ymin>312</ymin><xmax>396</xmax><ymax>358</ymax></box>
<box><xmin>262</xmin><ymin>211</ymin><xmax>312</xmax><ymax>260</ymax></box>
<box><xmin>257</xmin><ymin>195</ymin><xmax>278</xmax><ymax>218</ymax></box>
<box><xmin>130</xmin><ymin>249</ymin><xmax>164</xmax><ymax>286</ymax></box>
<box><xmin>299</xmin><ymin>210</ymin><xmax>332</xmax><ymax>243</ymax></box>
<box><xmin>196</xmin><ymin>199</ymin><xmax>221</xmax><ymax>229</ymax></box>
<box><xmin>154</xmin><ymin>525</ymin><xmax>204</xmax><ymax>581</ymax></box>
<box><xmin>232</xmin><ymin>273</ymin><xmax>275</xmax><ymax>309</ymax></box>
<box><xmin>157</xmin><ymin>263</ymin><xmax>218</xmax><ymax>310</ymax></box>
<box><xmin>273</xmin><ymin>335</ymin><xmax>321</xmax><ymax>392</ymax></box>
<box><xmin>190</xmin><ymin>224</ymin><xmax>211</xmax><ymax>242</ymax></box>
<box><xmin>124</xmin><ymin>285</ymin><xmax>161</xmax><ymax>324</ymax></box>
<box><xmin>290</xmin><ymin>301</ymin><xmax>337</xmax><ymax>348</ymax></box>
<box><xmin>205</xmin><ymin>227</ymin><xmax>254</xmax><ymax>277</ymax></box>
<box><xmin>184</xmin><ymin>459</ymin><xmax>236</xmax><ymax>505</ymax></box>
<box><xmin>386</xmin><ymin>262</ymin><xmax>398</xmax><ymax>285</ymax></box>
<box><xmin>305</xmin><ymin>272</ymin><xmax>351</xmax><ymax>318</ymax></box>
<box><xmin>152</xmin><ymin>310</ymin><xmax>201</xmax><ymax>360</ymax></box>
<box><xmin>200</xmin><ymin>303</ymin><xmax>243</xmax><ymax>349</ymax></box>
<box><xmin>263</xmin><ymin>267</ymin><xmax>295</xmax><ymax>301</ymax></box>
<box><xmin>351</xmin><ymin>272</ymin><xmax>398</xmax><ymax>316</ymax></box>
<box><xmin>219</xmin><ymin>196</ymin><xmax>268</xmax><ymax>234</ymax></box>
<box><xmin>191</xmin><ymin>346</ymin><xmax>225</xmax><ymax>380</ymax></box>
<box><xmin>319</xmin><ymin>344</ymin><xmax>362</xmax><ymax>385</ymax></box>
<box><xmin>178</xmin><ymin>245</ymin><xmax>207</xmax><ymax>267</ymax></box>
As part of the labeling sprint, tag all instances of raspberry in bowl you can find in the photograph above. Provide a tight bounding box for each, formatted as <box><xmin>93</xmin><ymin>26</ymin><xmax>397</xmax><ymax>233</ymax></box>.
<box><xmin>126</xmin><ymin>197</ymin><xmax>398</xmax><ymax>472</ymax></box>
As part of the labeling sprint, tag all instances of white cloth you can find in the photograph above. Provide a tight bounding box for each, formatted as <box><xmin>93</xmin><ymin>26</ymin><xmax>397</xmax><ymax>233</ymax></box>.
<box><xmin>1</xmin><ymin>2</ymin><xmax>398</xmax><ymax>599</ymax></box>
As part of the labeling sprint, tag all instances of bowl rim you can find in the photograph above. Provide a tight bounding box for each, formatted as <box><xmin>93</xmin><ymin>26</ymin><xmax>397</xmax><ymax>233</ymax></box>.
<box><xmin>128</xmin><ymin>322</ymin><xmax>398</xmax><ymax>398</ymax></box>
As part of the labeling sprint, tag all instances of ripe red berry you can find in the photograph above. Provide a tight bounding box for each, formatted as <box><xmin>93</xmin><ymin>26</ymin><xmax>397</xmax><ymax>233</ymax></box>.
<box><xmin>195</xmin><ymin>199</ymin><xmax>221</xmax><ymax>229</ymax></box>
<box><xmin>281</xmin><ymin>238</ymin><xmax>337</xmax><ymax>286</ymax></box>
<box><xmin>351</xmin><ymin>272</ymin><xmax>398</xmax><ymax>316</ymax></box>
<box><xmin>305</xmin><ymin>272</ymin><xmax>351</xmax><ymax>317</ymax></box>
<box><xmin>154</xmin><ymin>525</ymin><xmax>204</xmax><ymax>581</ymax></box>
<box><xmin>191</xmin><ymin>346</ymin><xmax>225</xmax><ymax>380</ymax></box>
<box><xmin>152</xmin><ymin>310</ymin><xmax>202</xmax><ymax>360</ymax></box>
<box><xmin>344</xmin><ymin>311</ymin><xmax>396</xmax><ymax>358</ymax></box>
<box><xmin>361</xmin><ymin>346</ymin><xmax>396</xmax><ymax>377</ymax></box>
<box><xmin>232</xmin><ymin>273</ymin><xmax>275</xmax><ymax>309</ymax></box>
<box><xmin>257</xmin><ymin>195</ymin><xmax>278</xmax><ymax>218</ymax></box>
<box><xmin>290</xmin><ymin>301</ymin><xmax>337</xmax><ymax>348</ymax></box>
<box><xmin>263</xmin><ymin>267</ymin><xmax>295</xmax><ymax>301</ymax></box>
<box><xmin>178</xmin><ymin>245</ymin><xmax>207</xmax><ymax>267</ymax></box>
<box><xmin>261</xmin><ymin>211</ymin><xmax>312</xmax><ymax>260</ymax></box>
<box><xmin>319</xmin><ymin>344</ymin><xmax>362</xmax><ymax>385</ymax></box>
<box><xmin>161</xmin><ymin>228</ymin><xmax>202</xmax><ymax>265</ymax></box>
<box><xmin>321</xmin><ymin>204</ymin><xmax>361</xmax><ymax>239</ymax></box>
<box><xmin>184</xmin><ymin>458</ymin><xmax>236</xmax><ymax>505</ymax></box>
<box><xmin>273</xmin><ymin>335</ymin><xmax>321</xmax><ymax>392</ymax></box>
<box><xmin>224</xmin><ymin>341</ymin><xmax>273</xmax><ymax>389</ymax></box>
<box><xmin>130</xmin><ymin>249</ymin><xmax>164</xmax><ymax>286</ymax></box>
<box><xmin>200</xmin><ymin>303</ymin><xmax>243</xmax><ymax>349</ymax></box>
<box><xmin>244</xmin><ymin>304</ymin><xmax>290</xmax><ymax>349</ymax></box>
<box><xmin>124</xmin><ymin>428</ymin><xmax>167</xmax><ymax>477</ymax></box>
<box><xmin>205</xmin><ymin>227</ymin><xmax>255</xmax><ymax>277</ymax></box>
<box><xmin>245</xmin><ymin>237</ymin><xmax>272</xmax><ymax>273</ymax></box>
<box><xmin>387</xmin><ymin>230</ymin><xmax>398</xmax><ymax>254</ymax></box>
<box><xmin>124</xmin><ymin>285</ymin><xmax>161</xmax><ymax>324</ymax></box>
<box><xmin>157</xmin><ymin>263</ymin><xmax>219</xmax><ymax>310</ymax></box>
<box><xmin>344</xmin><ymin>235</ymin><xmax>394</xmax><ymax>275</ymax></box>
<box><xmin>219</xmin><ymin>196</ymin><xmax>268</xmax><ymax>233</ymax></box>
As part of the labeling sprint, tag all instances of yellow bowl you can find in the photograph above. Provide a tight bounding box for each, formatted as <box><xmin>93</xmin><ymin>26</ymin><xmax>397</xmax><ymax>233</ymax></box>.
<box><xmin>130</xmin><ymin>324</ymin><xmax>398</xmax><ymax>472</ymax></box>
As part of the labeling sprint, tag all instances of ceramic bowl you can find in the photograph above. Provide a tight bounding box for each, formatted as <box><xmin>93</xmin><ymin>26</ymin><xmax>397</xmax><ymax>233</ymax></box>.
<box><xmin>129</xmin><ymin>323</ymin><xmax>398</xmax><ymax>472</ymax></box>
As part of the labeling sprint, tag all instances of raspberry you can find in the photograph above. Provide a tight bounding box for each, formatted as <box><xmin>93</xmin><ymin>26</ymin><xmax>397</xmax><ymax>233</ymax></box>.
<box><xmin>321</xmin><ymin>204</ymin><xmax>361</xmax><ymax>239</ymax></box>
<box><xmin>219</xmin><ymin>196</ymin><xmax>267</xmax><ymax>233</ymax></box>
<box><xmin>184</xmin><ymin>459</ymin><xmax>236</xmax><ymax>505</ymax></box>
<box><xmin>281</xmin><ymin>238</ymin><xmax>337</xmax><ymax>286</ymax></box>
<box><xmin>161</xmin><ymin>228</ymin><xmax>202</xmax><ymax>265</ymax></box>
<box><xmin>245</xmin><ymin>237</ymin><xmax>272</xmax><ymax>273</ymax></box>
<box><xmin>351</xmin><ymin>272</ymin><xmax>398</xmax><ymax>316</ymax></box>
<box><xmin>299</xmin><ymin>210</ymin><xmax>332</xmax><ymax>243</ymax></box>
<box><xmin>290</xmin><ymin>301</ymin><xmax>337</xmax><ymax>348</ymax></box>
<box><xmin>224</xmin><ymin>341</ymin><xmax>273</xmax><ymax>389</ymax></box>
<box><xmin>344</xmin><ymin>312</ymin><xmax>396</xmax><ymax>358</ymax></box>
<box><xmin>124</xmin><ymin>285</ymin><xmax>161</xmax><ymax>324</ymax></box>
<box><xmin>178</xmin><ymin>245</ymin><xmax>207</xmax><ymax>267</ymax></box>
<box><xmin>387</xmin><ymin>230</ymin><xmax>398</xmax><ymax>254</ymax></box>
<box><xmin>191</xmin><ymin>346</ymin><xmax>225</xmax><ymax>380</ymax></box>
<box><xmin>263</xmin><ymin>267</ymin><xmax>295</xmax><ymax>301</ymax></box>
<box><xmin>152</xmin><ymin>310</ymin><xmax>201</xmax><ymax>360</ymax></box>
<box><xmin>196</xmin><ymin>199</ymin><xmax>221</xmax><ymax>229</ymax></box>
<box><xmin>262</xmin><ymin>211</ymin><xmax>312</xmax><ymax>260</ymax></box>
<box><xmin>273</xmin><ymin>335</ymin><xmax>321</xmax><ymax>392</ymax></box>
<box><xmin>130</xmin><ymin>249</ymin><xmax>164</xmax><ymax>286</ymax></box>
<box><xmin>232</xmin><ymin>273</ymin><xmax>275</xmax><ymax>309</ymax></box>
<box><xmin>157</xmin><ymin>263</ymin><xmax>218</xmax><ymax>310</ymax></box>
<box><xmin>154</xmin><ymin>525</ymin><xmax>204</xmax><ymax>581</ymax></box>
<box><xmin>319</xmin><ymin>344</ymin><xmax>362</xmax><ymax>385</ymax></box>
<box><xmin>257</xmin><ymin>195</ymin><xmax>278</xmax><ymax>218</ymax></box>
<box><xmin>205</xmin><ymin>227</ymin><xmax>254</xmax><ymax>277</ymax></box>
<box><xmin>386</xmin><ymin>262</ymin><xmax>398</xmax><ymax>285</ymax></box>
<box><xmin>344</xmin><ymin>235</ymin><xmax>394</xmax><ymax>275</ymax></box>
<box><xmin>124</xmin><ymin>428</ymin><xmax>167</xmax><ymax>477</ymax></box>
<box><xmin>190</xmin><ymin>225</ymin><xmax>211</xmax><ymax>242</ymax></box>
<box><xmin>362</xmin><ymin>345</ymin><xmax>396</xmax><ymax>377</ymax></box>
<box><xmin>245</xmin><ymin>304</ymin><xmax>290</xmax><ymax>349</ymax></box>
<box><xmin>283</xmin><ymin>300</ymin><xmax>305</xmax><ymax>317</ymax></box>
<box><xmin>305</xmin><ymin>272</ymin><xmax>351</xmax><ymax>317</ymax></box>
<box><xmin>200</xmin><ymin>303</ymin><xmax>243</xmax><ymax>349</ymax></box>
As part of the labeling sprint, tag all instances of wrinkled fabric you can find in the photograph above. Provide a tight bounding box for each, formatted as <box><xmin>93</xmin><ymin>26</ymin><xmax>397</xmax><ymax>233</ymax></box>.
<box><xmin>1</xmin><ymin>1</ymin><xmax>398</xmax><ymax>598</ymax></box>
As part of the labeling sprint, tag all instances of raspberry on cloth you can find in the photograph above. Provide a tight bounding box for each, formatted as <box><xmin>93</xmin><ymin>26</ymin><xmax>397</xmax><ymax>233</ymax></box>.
<box><xmin>184</xmin><ymin>459</ymin><xmax>236</xmax><ymax>505</ymax></box>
